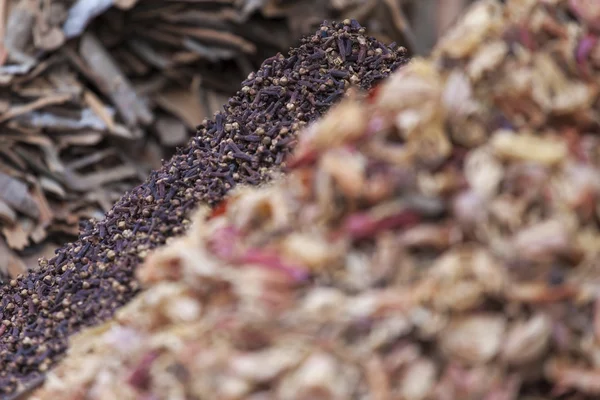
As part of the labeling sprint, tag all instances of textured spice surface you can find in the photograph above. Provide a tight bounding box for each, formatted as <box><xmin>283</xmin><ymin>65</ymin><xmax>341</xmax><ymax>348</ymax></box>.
<box><xmin>0</xmin><ymin>21</ymin><xmax>406</xmax><ymax>398</ymax></box>
<box><xmin>31</xmin><ymin>1</ymin><xmax>600</xmax><ymax>399</ymax></box>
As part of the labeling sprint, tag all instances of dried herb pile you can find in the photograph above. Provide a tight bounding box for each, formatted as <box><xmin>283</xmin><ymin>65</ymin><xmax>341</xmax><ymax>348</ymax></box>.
<box><xmin>30</xmin><ymin>0</ymin><xmax>600</xmax><ymax>398</ymax></box>
<box><xmin>0</xmin><ymin>21</ymin><xmax>406</xmax><ymax>398</ymax></box>
<box><xmin>0</xmin><ymin>0</ymin><xmax>418</xmax><ymax>277</ymax></box>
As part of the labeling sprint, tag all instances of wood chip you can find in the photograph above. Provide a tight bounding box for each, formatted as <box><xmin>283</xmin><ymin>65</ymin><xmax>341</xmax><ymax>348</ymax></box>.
<box><xmin>63</xmin><ymin>164</ymin><xmax>139</xmax><ymax>192</ymax></box>
<box><xmin>0</xmin><ymin>171</ymin><xmax>39</xmax><ymax>219</ymax></box>
<box><xmin>79</xmin><ymin>32</ymin><xmax>153</xmax><ymax>127</ymax></box>
<box><xmin>0</xmin><ymin>198</ymin><xmax>16</xmax><ymax>225</ymax></box>
<box><xmin>0</xmin><ymin>236</ymin><xmax>26</xmax><ymax>277</ymax></box>
<box><xmin>0</xmin><ymin>92</ymin><xmax>72</xmax><ymax>123</ymax></box>
<box><xmin>2</xmin><ymin>222</ymin><xmax>29</xmax><ymax>250</ymax></box>
<box><xmin>83</xmin><ymin>89</ymin><xmax>116</xmax><ymax>132</ymax></box>
<box><xmin>154</xmin><ymin>88</ymin><xmax>206</xmax><ymax>130</ymax></box>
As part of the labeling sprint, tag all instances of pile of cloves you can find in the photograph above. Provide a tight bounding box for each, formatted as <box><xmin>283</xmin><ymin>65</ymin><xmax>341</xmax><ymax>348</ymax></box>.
<box><xmin>0</xmin><ymin>20</ymin><xmax>407</xmax><ymax>398</ymax></box>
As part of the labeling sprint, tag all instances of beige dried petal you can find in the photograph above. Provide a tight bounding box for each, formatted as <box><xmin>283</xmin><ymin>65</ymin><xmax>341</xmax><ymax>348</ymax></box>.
<box><xmin>136</xmin><ymin>283</ymin><xmax>202</xmax><ymax>329</ymax></box>
<box><xmin>345</xmin><ymin>290</ymin><xmax>415</xmax><ymax>320</ymax></box>
<box><xmin>401</xmin><ymin>358</ymin><xmax>436</xmax><ymax>400</ymax></box>
<box><xmin>440</xmin><ymin>315</ymin><xmax>506</xmax><ymax>364</ymax></box>
<box><xmin>442</xmin><ymin>70</ymin><xmax>478</xmax><ymax>118</ymax></box>
<box><xmin>470</xmin><ymin>248</ymin><xmax>506</xmax><ymax>294</ymax></box>
<box><xmin>139</xmin><ymin>240</ymin><xmax>222</xmax><ymax>286</ymax></box>
<box><xmin>364</xmin><ymin>355</ymin><xmax>390</xmax><ymax>400</ymax></box>
<box><xmin>345</xmin><ymin>251</ymin><xmax>375</xmax><ymax>290</ymax></box>
<box><xmin>531</xmin><ymin>53</ymin><xmax>568</xmax><ymax>111</ymax></box>
<box><xmin>502</xmin><ymin>314</ymin><xmax>552</xmax><ymax>365</ymax></box>
<box><xmin>364</xmin><ymin>139</ymin><xmax>413</xmax><ymax>167</ymax></box>
<box><xmin>488</xmin><ymin>195</ymin><xmax>526</xmax><ymax>231</ymax></box>
<box><xmin>299</xmin><ymin>288</ymin><xmax>347</xmax><ymax>319</ymax></box>
<box><xmin>309</xmin><ymin>99</ymin><xmax>368</xmax><ymax>149</ymax></box>
<box><xmin>165</xmin><ymin>296</ymin><xmax>202</xmax><ymax>323</ymax></box>
<box><xmin>529</xmin><ymin>51</ymin><xmax>597</xmax><ymax>113</ymax></box>
<box><xmin>434</xmin><ymin>281</ymin><xmax>485</xmax><ymax>311</ymax></box>
<box><xmin>280</xmin><ymin>233</ymin><xmax>341</xmax><ymax>271</ymax></box>
<box><xmin>407</xmin><ymin>124</ymin><xmax>453</xmax><ymax>166</ymax></box>
<box><xmin>452</xmin><ymin>189</ymin><xmax>486</xmax><ymax>226</ymax></box>
<box><xmin>399</xmin><ymin>224</ymin><xmax>462</xmax><ymax>250</ymax></box>
<box><xmin>218</xmin><ymin>375</ymin><xmax>253</xmax><ymax>399</ymax></box>
<box><xmin>376</xmin><ymin>59</ymin><xmax>442</xmax><ymax>113</ymax></box>
<box><xmin>545</xmin><ymin>359</ymin><xmax>600</xmax><ymax>394</ymax></box>
<box><xmin>580</xmin><ymin>334</ymin><xmax>600</xmax><ymax>368</ymax></box>
<box><xmin>102</xmin><ymin>325</ymin><xmax>144</xmax><ymax>355</ymax></box>
<box><xmin>464</xmin><ymin>146</ymin><xmax>504</xmax><ymax>199</ymax></box>
<box><xmin>553</xmin><ymin>162</ymin><xmax>600</xmax><ymax>208</ymax></box>
<box><xmin>410</xmin><ymin>307</ymin><xmax>449</xmax><ymax>339</ymax></box>
<box><xmin>228</xmin><ymin>185</ymin><xmax>291</xmax><ymax>233</ymax></box>
<box><xmin>364</xmin><ymin>317</ymin><xmax>413</xmax><ymax>351</ymax></box>
<box><xmin>319</xmin><ymin>148</ymin><xmax>367</xmax><ymax>198</ymax></box>
<box><xmin>314</xmin><ymin>162</ymin><xmax>336</xmax><ymax>218</ymax></box>
<box><xmin>435</xmin><ymin>0</ymin><xmax>502</xmax><ymax>59</ymax></box>
<box><xmin>278</xmin><ymin>352</ymin><xmax>353</xmax><ymax>400</ymax></box>
<box><xmin>429</xmin><ymin>249</ymin><xmax>467</xmax><ymax>282</ymax></box>
<box><xmin>467</xmin><ymin>40</ymin><xmax>509</xmax><ymax>81</ymax></box>
<box><xmin>552</xmin><ymin>82</ymin><xmax>596</xmax><ymax>114</ymax></box>
<box><xmin>513</xmin><ymin>219</ymin><xmax>572</xmax><ymax>262</ymax></box>
<box><xmin>429</xmin><ymin>247</ymin><xmax>505</xmax><ymax>293</ymax></box>
<box><xmin>229</xmin><ymin>347</ymin><xmax>305</xmax><ymax>383</ymax></box>
<box><xmin>490</xmin><ymin>130</ymin><xmax>568</xmax><ymax>166</ymax></box>
<box><xmin>507</xmin><ymin>283</ymin><xmax>576</xmax><ymax>303</ymax></box>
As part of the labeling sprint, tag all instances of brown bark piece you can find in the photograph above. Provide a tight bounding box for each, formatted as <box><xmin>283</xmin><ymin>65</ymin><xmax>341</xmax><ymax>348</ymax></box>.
<box><xmin>79</xmin><ymin>32</ymin><xmax>153</xmax><ymax>127</ymax></box>
<box><xmin>0</xmin><ymin>171</ymin><xmax>39</xmax><ymax>219</ymax></box>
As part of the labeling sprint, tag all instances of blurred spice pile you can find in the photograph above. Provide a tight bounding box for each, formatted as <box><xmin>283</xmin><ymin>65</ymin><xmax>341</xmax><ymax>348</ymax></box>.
<box><xmin>0</xmin><ymin>0</ymin><xmax>439</xmax><ymax>277</ymax></box>
<box><xmin>30</xmin><ymin>0</ymin><xmax>600</xmax><ymax>398</ymax></box>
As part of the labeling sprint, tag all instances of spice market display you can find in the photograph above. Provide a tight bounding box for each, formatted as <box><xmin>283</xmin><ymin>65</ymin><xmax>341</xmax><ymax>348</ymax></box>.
<box><xmin>0</xmin><ymin>0</ymin><xmax>420</xmax><ymax>276</ymax></box>
<box><xmin>30</xmin><ymin>0</ymin><xmax>600</xmax><ymax>398</ymax></box>
<box><xmin>0</xmin><ymin>20</ymin><xmax>407</xmax><ymax>398</ymax></box>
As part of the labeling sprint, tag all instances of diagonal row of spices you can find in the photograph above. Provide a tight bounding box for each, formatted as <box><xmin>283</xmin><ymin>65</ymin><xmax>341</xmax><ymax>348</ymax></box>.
<box><xmin>0</xmin><ymin>21</ymin><xmax>407</xmax><ymax>399</ymax></box>
<box><xmin>30</xmin><ymin>0</ymin><xmax>600</xmax><ymax>398</ymax></box>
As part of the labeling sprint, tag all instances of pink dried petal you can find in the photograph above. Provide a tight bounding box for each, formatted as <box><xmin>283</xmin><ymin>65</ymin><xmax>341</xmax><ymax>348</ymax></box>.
<box><xmin>343</xmin><ymin>213</ymin><xmax>377</xmax><ymax>239</ymax></box>
<box><xmin>240</xmin><ymin>248</ymin><xmax>310</xmax><ymax>282</ymax></box>
<box><xmin>576</xmin><ymin>34</ymin><xmax>599</xmax><ymax>78</ymax></box>
<box><xmin>127</xmin><ymin>351</ymin><xmax>160</xmax><ymax>391</ymax></box>
<box><xmin>207</xmin><ymin>225</ymin><xmax>241</xmax><ymax>261</ymax></box>
<box><xmin>518</xmin><ymin>25</ymin><xmax>536</xmax><ymax>51</ymax></box>
<box><xmin>342</xmin><ymin>210</ymin><xmax>420</xmax><ymax>240</ymax></box>
<box><xmin>364</xmin><ymin>115</ymin><xmax>389</xmax><ymax>140</ymax></box>
<box><xmin>483</xmin><ymin>375</ymin><xmax>521</xmax><ymax>400</ymax></box>
<box><xmin>286</xmin><ymin>148</ymin><xmax>319</xmax><ymax>170</ymax></box>
<box><xmin>551</xmin><ymin>321</ymin><xmax>572</xmax><ymax>352</ymax></box>
<box><xmin>139</xmin><ymin>395</ymin><xmax>160</xmax><ymax>400</ymax></box>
